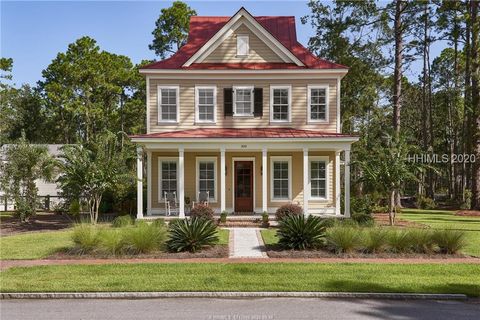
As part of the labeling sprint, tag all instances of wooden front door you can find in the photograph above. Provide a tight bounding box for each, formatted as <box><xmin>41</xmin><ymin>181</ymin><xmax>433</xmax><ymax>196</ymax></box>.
<box><xmin>234</xmin><ymin>161</ymin><xmax>254</xmax><ymax>213</ymax></box>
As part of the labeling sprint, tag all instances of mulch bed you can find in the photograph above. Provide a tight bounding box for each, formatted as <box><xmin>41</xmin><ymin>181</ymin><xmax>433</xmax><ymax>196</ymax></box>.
<box><xmin>0</xmin><ymin>212</ymin><xmax>73</xmax><ymax>236</ymax></box>
<box><xmin>47</xmin><ymin>245</ymin><xmax>229</xmax><ymax>260</ymax></box>
<box><xmin>455</xmin><ymin>210</ymin><xmax>480</xmax><ymax>217</ymax></box>
<box><xmin>373</xmin><ymin>213</ymin><xmax>425</xmax><ymax>228</ymax></box>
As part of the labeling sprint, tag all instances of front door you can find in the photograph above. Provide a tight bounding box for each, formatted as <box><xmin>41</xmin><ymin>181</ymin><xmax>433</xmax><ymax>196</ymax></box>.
<box><xmin>234</xmin><ymin>161</ymin><xmax>254</xmax><ymax>213</ymax></box>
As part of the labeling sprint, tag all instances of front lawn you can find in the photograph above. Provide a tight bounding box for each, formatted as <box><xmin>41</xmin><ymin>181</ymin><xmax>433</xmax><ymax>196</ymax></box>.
<box><xmin>1</xmin><ymin>263</ymin><xmax>479</xmax><ymax>296</ymax></box>
<box><xmin>261</xmin><ymin>229</ymin><xmax>278</xmax><ymax>245</ymax></box>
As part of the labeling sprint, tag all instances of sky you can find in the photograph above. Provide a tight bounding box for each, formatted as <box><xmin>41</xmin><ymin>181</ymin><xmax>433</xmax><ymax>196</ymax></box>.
<box><xmin>2</xmin><ymin>0</ymin><xmax>448</xmax><ymax>87</ymax></box>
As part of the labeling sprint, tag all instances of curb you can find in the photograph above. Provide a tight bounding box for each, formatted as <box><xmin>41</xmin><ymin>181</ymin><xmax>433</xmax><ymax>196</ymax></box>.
<box><xmin>0</xmin><ymin>292</ymin><xmax>468</xmax><ymax>300</ymax></box>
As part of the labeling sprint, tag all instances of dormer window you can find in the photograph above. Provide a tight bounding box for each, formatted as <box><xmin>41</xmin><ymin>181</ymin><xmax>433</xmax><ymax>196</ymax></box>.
<box><xmin>236</xmin><ymin>34</ymin><xmax>249</xmax><ymax>56</ymax></box>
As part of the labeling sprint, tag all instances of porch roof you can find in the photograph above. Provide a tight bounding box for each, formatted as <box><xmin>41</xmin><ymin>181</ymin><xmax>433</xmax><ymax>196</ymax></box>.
<box><xmin>130</xmin><ymin>128</ymin><xmax>358</xmax><ymax>140</ymax></box>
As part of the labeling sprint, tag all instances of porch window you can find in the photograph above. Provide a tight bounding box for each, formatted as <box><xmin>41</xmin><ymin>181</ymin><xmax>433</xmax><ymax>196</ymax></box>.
<box><xmin>270</xmin><ymin>156</ymin><xmax>291</xmax><ymax>201</ymax></box>
<box><xmin>159</xmin><ymin>159</ymin><xmax>178</xmax><ymax>199</ymax></box>
<box><xmin>158</xmin><ymin>86</ymin><xmax>179</xmax><ymax>122</ymax></box>
<box><xmin>196</xmin><ymin>157</ymin><xmax>217</xmax><ymax>201</ymax></box>
<box><xmin>270</xmin><ymin>86</ymin><xmax>291</xmax><ymax>122</ymax></box>
<box><xmin>233</xmin><ymin>86</ymin><xmax>254</xmax><ymax>116</ymax></box>
<box><xmin>308</xmin><ymin>86</ymin><xmax>328</xmax><ymax>122</ymax></box>
<box><xmin>195</xmin><ymin>86</ymin><xmax>216</xmax><ymax>123</ymax></box>
<box><xmin>310</xmin><ymin>159</ymin><xmax>327</xmax><ymax>199</ymax></box>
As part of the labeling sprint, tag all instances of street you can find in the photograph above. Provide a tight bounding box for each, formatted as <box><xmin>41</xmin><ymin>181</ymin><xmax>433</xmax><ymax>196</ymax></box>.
<box><xmin>1</xmin><ymin>298</ymin><xmax>479</xmax><ymax>320</ymax></box>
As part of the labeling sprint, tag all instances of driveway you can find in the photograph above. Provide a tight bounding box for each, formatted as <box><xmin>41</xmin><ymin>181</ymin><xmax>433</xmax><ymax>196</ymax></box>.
<box><xmin>1</xmin><ymin>298</ymin><xmax>479</xmax><ymax>320</ymax></box>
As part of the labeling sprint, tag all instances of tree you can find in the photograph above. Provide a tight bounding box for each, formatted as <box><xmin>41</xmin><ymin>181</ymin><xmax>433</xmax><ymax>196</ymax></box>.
<box><xmin>0</xmin><ymin>135</ymin><xmax>57</xmax><ymax>222</ymax></box>
<box><xmin>57</xmin><ymin>131</ymin><xmax>133</xmax><ymax>224</ymax></box>
<box><xmin>470</xmin><ymin>0</ymin><xmax>480</xmax><ymax>209</ymax></box>
<box><xmin>149</xmin><ymin>1</ymin><xmax>196</xmax><ymax>58</ymax></box>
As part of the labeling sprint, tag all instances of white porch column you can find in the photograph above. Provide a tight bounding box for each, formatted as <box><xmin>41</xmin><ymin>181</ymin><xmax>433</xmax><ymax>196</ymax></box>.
<box><xmin>344</xmin><ymin>148</ymin><xmax>351</xmax><ymax>218</ymax></box>
<box><xmin>178</xmin><ymin>147</ymin><xmax>185</xmax><ymax>218</ymax></box>
<box><xmin>220</xmin><ymin>147</ymin><xmax>226</xmax><ymax>213</ymax></box>
<box><xmin>136</xmin><ymin>146</ymin><xmax>143</xmax><ymax>219</ymax></box>
<box><xmin>147</xmin><ymin>150</ymin><xmax>152</xmax><ymax>216</ymax></box>
<box><xmin>335</xmin><ymin>151</ymin><xmax>341</xmax><ymax>216</ymax></box>
<box><xmin>262</xmin><ymin>147</ymin><xmax>268</xmax><ymax>213</ymax></box>
<box><xmin>303</xmin><ymin>147</ymin><xmax>309</xmax><ymax>216</ymax></box>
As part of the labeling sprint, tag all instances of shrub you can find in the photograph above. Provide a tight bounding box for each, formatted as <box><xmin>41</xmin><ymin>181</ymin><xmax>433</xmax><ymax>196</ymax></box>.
<box><xmin>112</xmin><ymin>215</ymin><xmax>134</xmax><ymax>228</ymax></box>
<box><xmin>68</xmin><ymin>200</ymin><xmax>81</xmax><ymax>217</ymax></box>
<box><xmin>409</xmin><ymin>229</ymin><xmax>436</xmax><ymax>254</ymax></box>
<box><xmin>220</xmin><ymin>211</ymin><xmax>228</xmax><ymax>223</ymax></box>
<box><xmin>319</xmin><ymin>217</ymin><xmax>337</xmax><ymax>228</ymax></box>
<box><xmin>432</xmin><ymin>229</ymin><xmax>466</xmax><ymax>254</ymax></box>
<box><xmin>277</xmin><ymin>215</ymin><xmax>326</xmax><ymax>250</ymax></box>
<box><xmin>124</xmin><ymin>222</ymin><xmax>167</xmax><ymax>254</ymax></box>
<box><xmin>275</xmin><ymin>203</ymin><xmax>303</xmax><ymax>221</ymax></box>
<box><xmin>151</xmin><ymin>218</ymin><xmax>166</xmax><ymax>228</ymax></box>
<box><xmin>190</xmin><ymin>204</ymin><xmax>215</xmax><ymax>221</ymax></box>
<box><xmin>351</xmin><ymin>196</ymin><xmax>373</xmax><ymax>215</ymax></box>
<box><xmin>460</xmin><ymin>189</ymin><xmax>472</xmax><ymax>210</ymax></box>
<box><xmin>167</xmin><ymin>218</ymin><xmax>219</xmax><ymax>252</ymax></box>
<box><xmin>72</xmin><ymin>224</ymin><xmax>100</xmax><ymax>253</ymax></box>
<box><xmin>98</xmin><ymin>229</ymin><xmax>124</xmax><ymax>255</ymax></box>
<box><xmin>415</xmin><ymin>195</ymin><xmax>436</xmax><ymax>210</ymax></box>
<box><xmin>372</xmin><ymin>204</ymin><xmax>388</xmax><ymax>213</ymax></box>
<box><xmin>326</xmin><ymin>226</ymin><xmax>361</xmax><ymax>253</ymax></box>
<box><xmin>351</xmin><ymin>213</ymin><xmax>375</xmax><ymax>226</ymax></box>
<box><xmin>386</xmin><ymin>229</ymin><xmax>414</xmax><ymax>253</ymax></box>
<box><xmin>362</xmin><ymin>228</ymin><xmax>388</xmax><ymax>253</ymax></box>
<box><xmin>262</xmin><ymin>212</ymin><xmax>269</xmax><ymax>227</ymax></box>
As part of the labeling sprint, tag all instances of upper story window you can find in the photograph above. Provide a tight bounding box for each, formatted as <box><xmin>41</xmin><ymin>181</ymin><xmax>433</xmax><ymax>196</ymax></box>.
<box><xmin>233</xmin><ymin>86</ymin><xmax>254</xmax><ymax>116</ymax></box>
<box><xmin>308</xmin><ymin>85</ymin><xmax>329</xmax><ymax>123</ymax></box>
<box><xmin>236</xmin><ymin>34</ymin><xmax>249</xmax><ymax>56</ymax></box>
<box><xmin>270</xmin><ymin>85</ymin><xmax>291</xmax><ymax>122</ymax></box>
<box><xmin>158</xmin><ymin>86</ymin><xmax>179</xmax><ymax>123</ymax></box>
<box><xmin>195</xmin><ymin>86</ymin><xmax>216</xmax><ymax>123</ymax></box>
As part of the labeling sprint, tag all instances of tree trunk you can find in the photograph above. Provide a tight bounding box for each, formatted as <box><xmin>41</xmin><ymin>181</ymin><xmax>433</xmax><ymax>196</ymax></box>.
<box><xmin>389</xmin><ymin>190</ymin><xmax>396</xmax><ymax>226</ymax></box>
<box><xmin>465</xmin><ymin>0</ymin><xmax>473</xmax><ymax>195</ymax></box>
<box><xmin>393</xmin><ymin>1</ymin><xmax>406</xmax><ymax>137</ymax></box>
<box><xmin>471</xmin><ymin>0</ymin><xmax>480</xmax><ymax>209</ymax></box>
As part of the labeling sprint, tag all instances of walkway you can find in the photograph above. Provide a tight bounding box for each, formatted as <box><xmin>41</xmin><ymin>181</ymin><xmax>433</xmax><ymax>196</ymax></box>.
<box><xmin>229</xmin><ymin>228</ymin><xmax>267</xmax><ymax>258</ymax></box>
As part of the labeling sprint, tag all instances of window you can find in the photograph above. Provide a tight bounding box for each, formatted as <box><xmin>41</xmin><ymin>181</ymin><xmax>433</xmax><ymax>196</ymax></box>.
<box><xmin>237</xmin><ymin>34</ymin><xmax>249</xmax><ymax>56</ymax></box>
<box><xmin>196</xmin><ymin>157</ymin><xmax>217</xmax><ymax>201</ymax></box>
<box><xmin>270</xmin><ymin>86</ymin><xmax>291</xmax><ymax>122</ymax></box>
<box><xmin>233</xmin><ymin>86</ymin><xmax>254</xmax><ymax>116</ymax></box>
<box><xmin>158</xmin><ymin>86</ymin><xmax>179</xmax><ymax>123</ymax></box>
<box><xmin>270</xmin><ymin>156</ymin><xmax>291</xmax><ymax>201</ymax></box>
<box><xmin>195</xmin><ymin>86</ymin><xmax>216</xmax><ymax>123</ymax></box>
<box><xmin>310</xmin><ymin>160</ymin><xmax>327</xmax><ymax>199</ymax></box>
<box><xmin>159</xmin><ymin>159</ymin><xmax>177</xmax><ymax>199</ymax></box>
<box><xmin>308</xmin><ymin>86</ymin><xmax>328</xmax><ymax>122</ymax></box>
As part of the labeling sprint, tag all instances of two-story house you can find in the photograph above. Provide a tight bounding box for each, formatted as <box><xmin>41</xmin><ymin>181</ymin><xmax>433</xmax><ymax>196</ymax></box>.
<box><xmin>131</xmin><ymin>8</ymin><xmax>358</xmax><ymax>219</ymax></box>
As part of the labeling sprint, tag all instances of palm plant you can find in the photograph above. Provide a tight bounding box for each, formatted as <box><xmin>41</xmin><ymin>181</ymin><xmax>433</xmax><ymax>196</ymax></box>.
<box><xmin>167</xmin><ymin>218</ymin><xmax>219</xmax><ymax>253</ymax></box>
<box><xmin>277</xmin><ymin>215</ymin><xmax>327</xmax><ymax>250</ymax></box>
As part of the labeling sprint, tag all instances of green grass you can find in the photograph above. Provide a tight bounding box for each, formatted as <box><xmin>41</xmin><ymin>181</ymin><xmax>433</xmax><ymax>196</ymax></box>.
<box><xmin>261</xmin><ymin>229</ymin><xmax>278</xmax><ymax>245</ymax></box>
<box><xmin>1</xmin><ymin>263</ymin><xmax>479</xmax><ymax>296</ymax></box>
<box><xmin>0</xmin><ymin>228</ymin><xmax>229</xmax><ymax>260</ymax></box>
<box><xmin>0</xmin><ymin>230</ymin><xmax>74</xmax><ymax>260</ymax></box>
<box><xmin>400</xmin><ymin>209</ymin><xmax>480</xmax><ymax>257</ymax></box>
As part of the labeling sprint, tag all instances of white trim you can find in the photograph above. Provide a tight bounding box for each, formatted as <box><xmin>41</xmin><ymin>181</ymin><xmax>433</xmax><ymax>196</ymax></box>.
<box><xmin>231</xmin><ymin>157</ymin><xmax>256</xmax><ymax>213</ymax></box>
<box><xmin>233</xmin><ymin>85</ymin><xmax>254</xmax><ymax>116</ymax></box>
<box><xmin>146</xmin><ymin>75</ymin><xmax>150</xmax><ymax>133</ymax></box>
<box><xmin>336</xmin><ymin>78</ymin><xmax>341</xmax><ymax>133</ymax></box>
<box><xmin>262</xmin><ymin>148</ymin><xmax>267</xmax><ymax>213</ymax></box>
<box><xmin>303</xmin><ymin>148</ymin><xmax>309</xmax><ymax>215</ymax></box>
<box><xmin>157</xmin><ymin>157</ymin><xmax>179</xmax><ymax>202</ymax></box>
<box><xmin>195</xmin><ymin>85</ymin><xmax>217</xmax><ymax>124</ymax></box>
<box><xmin>344</xmin><ymin>149</ymin><xmax>351</xmax><ymax>217</ymax></box>
<box><xmin>178</xmin><ymin>148</ymin><xmax>185</xmax><ymax>218</ymax></box>
<box><xmin>147</xmin><ymin>151</ymin><xmax>152</xmax><ymax>216</ymax></box>
<box><xmin>269</xmin><ymin>85</ymin><xmax>292</xmax><ymax>123</ymax></box>
<box><xmin>220</xmin><ymin>148</ymin><xmax>226</xmax><ymax>212</ymax></box>
<box><xmin>157</xmin><ymin>85</ymin><xmax>180</xmax><ymax>124</ymax></box>
<box><xmin>236</xmin><ymin>34</ymin><xmax>249</xmax><ymax>56</ymax></box>
<box><xmin>136</xmin><ymin>147</ymin><xmax>143</xmax><ymax>219</ymax></box>
<box><xmin>309</xmin><ymin>156</ymin><xmax>330</xmax><ymax>201</ymax></box>
<box><xmin>270</xmin><ymin>156</ymin><xmax>292</xmax><ymax>202</ymax></box>
<box><xmin>335</xmin><ymin>151</ymin><xmax>341</xmax><ymax>216</ymax></box>
<box><xmin>184</xmin><ymin>8</ymin><xmax>304</xmax><ymax>67</ymax></box>
<box><xmin>307</xmin><ymin>85</ymin><xmax>329</xmax><ymax>123</ymax></box>
<box><xmin>196</xmin><ymin>156</ymin><xmax>218</xmax><ymax>203</ymax></box>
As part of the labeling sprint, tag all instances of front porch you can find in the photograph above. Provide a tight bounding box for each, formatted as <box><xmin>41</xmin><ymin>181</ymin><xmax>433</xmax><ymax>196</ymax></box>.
<box><xmin>132</xmin><ymin>129</ymin><xmax>357</xmax><ymax>219</ymax></box>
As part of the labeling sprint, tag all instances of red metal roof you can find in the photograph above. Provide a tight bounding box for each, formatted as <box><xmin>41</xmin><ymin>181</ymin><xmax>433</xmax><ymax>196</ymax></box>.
<box><xmin>142</xmin><ymin>10</ymin><xmax>347</xmax><ymax>70</ymax></box>
<box><xmin>130</xmin><ymin>128</ymin><xmax>356</xmax><ymax>139</ymax></box>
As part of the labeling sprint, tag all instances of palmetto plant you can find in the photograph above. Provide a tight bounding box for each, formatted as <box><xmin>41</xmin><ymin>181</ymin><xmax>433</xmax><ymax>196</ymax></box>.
<box><xmin>167</xmin><ymin>218</ymin><xmax>219</xmax><ymax>253</ymax></box>
<box><xmin>277</xmin><ymin>214</ymin><xmax>327</xmax><ymax>250</ymax></box>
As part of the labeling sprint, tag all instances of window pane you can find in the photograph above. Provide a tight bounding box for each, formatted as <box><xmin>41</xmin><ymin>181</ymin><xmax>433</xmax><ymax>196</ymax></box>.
<box><xmin>161</xmin><ymin>161</ymin><xmax>177</xmax><ymax>194</ymax></box>
<box><xmin>310</xmin><ymin>88</ymin><xmax>326</xmax><ymax>121</ymax></box>
<box><xmin>273</xmin><ymin>160</ymin><xmax>289</xmax><ymax>199</ymax></box>
<box><xmin>235</xmin><ymin>89</ymin><xmax>252</xmax><ymax>114</ymax></box>
<box><xmin>310</xmin><ymin>161</ymin><xmax>326</xmax><ymax>198</ymax></box>
<box><xmin>272</xmin><ymin>88</ymin><xmax>289</xmax><ymax>121</ymax></box>
<box><xmin>199</xmin><ymin>161</ymin><xmax>215</xmax><ymax>199</ymax></box>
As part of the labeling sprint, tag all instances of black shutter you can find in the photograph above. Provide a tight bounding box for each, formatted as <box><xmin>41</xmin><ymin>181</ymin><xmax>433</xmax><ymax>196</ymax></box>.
<box><xmin>253</xmin><ymin>88</ymin><xmax>263</xmax><ymax>117</ymax></box>
<box><xmin>224</xmin><ymin>88</ymin><xmax>233</xmax><ymax>117</ymax></box>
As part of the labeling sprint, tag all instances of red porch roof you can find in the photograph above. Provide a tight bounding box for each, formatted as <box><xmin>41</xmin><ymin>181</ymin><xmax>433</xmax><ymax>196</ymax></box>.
<box><xmin>130</xmin><ymin>128</ymin><xmax>356</xmax><ymax>139</ymax></box>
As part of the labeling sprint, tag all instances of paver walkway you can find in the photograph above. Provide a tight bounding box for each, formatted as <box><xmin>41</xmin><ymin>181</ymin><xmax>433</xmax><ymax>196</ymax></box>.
<box><xmin>229</xmin><ymin>228</ymin><xmax>267</xmax><ymax>258</ymax></box>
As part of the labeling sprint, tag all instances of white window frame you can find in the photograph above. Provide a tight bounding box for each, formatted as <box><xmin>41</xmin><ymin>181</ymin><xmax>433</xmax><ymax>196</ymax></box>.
<box><xmin>196</xmin><ymin>156</ymin><xmax>217</xmax><ymax>203</ymax></box>
<box><xmin>233</xmin><ymin>85</ymin><xmax>254</xmax><ymax>117</ymax></box>
<box><xmin>270</xmin><ymin>156</ymin><xmax>292</xmax><ymax>202</ymax></box>
<box><xmin>157</xmin><ymin>85</ymin><xmax>180</xmax><ymax>123</ymax></box>
<box><xmin>195</xmin><ymin>85</ymin><xmax>217</xmax><ymax>123</ymax></box>
<box><xmin>236</xmin><ymin>34</ymin><xmax>249</xmax><ymax>56</ymax></box>
<box><xmin>309</xmin><ymin>156</ymin><xmax>330</xmax><ymax>200</ymax></box>
<box><xmin>158</xmin><ymin>157</ymin><xmax>178</xmax><ymax>201</ymax></box>
<box><xmin>307</xmin><ymin>85</ymin><xmax>329</xmax><ymax>123</ymax></box>
<box><xmin>270</xmin><ymin>85</ymin><xmax>291</xmax><ymax>123</ymax></box>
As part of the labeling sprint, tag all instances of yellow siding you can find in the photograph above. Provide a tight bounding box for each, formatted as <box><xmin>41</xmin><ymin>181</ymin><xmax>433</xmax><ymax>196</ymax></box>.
<box><xmin>149</xmin><ymin>78</ymin><xmax>338</xmax><ymax>133</ymax></box>
<box><xmin>203</xmin><ymin>22</ymin><xmax>284</xmax><ymax>63</ymax></box>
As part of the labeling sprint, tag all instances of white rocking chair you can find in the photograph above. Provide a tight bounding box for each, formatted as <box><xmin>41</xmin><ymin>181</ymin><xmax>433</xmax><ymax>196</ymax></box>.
<box><xmin>164</xmin><ymin>191</ymin><xmax>178</xmax><ymax>216</ymax></box>
<box><xmin>192</xmin><ymin>191</ymin><xmax>210</xmax><ymax>208</ymax></box>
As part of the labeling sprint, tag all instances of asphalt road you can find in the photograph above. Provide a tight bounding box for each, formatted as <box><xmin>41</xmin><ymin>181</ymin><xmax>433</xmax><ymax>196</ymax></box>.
<box><xmin>1</xmin><ymin>298</ymin><xmax>479</xmax><ymax>320</ymax></box>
